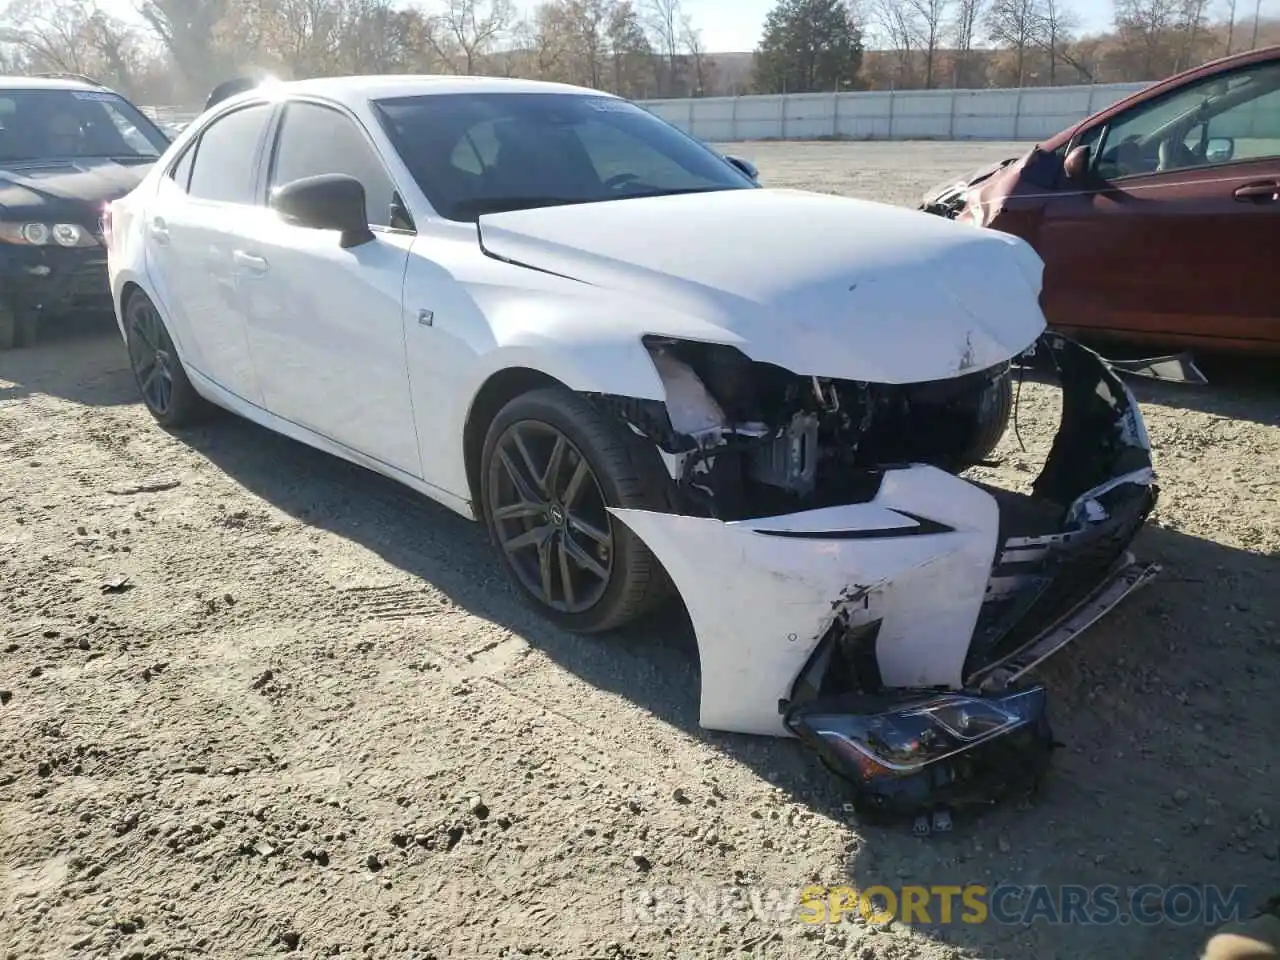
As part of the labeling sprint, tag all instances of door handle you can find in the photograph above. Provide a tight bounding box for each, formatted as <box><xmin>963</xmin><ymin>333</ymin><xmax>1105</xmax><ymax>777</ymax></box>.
<box><xmin>149</xmin><ymin>216</ymin><xmax>170</xmax><ymax>244</ymax></box>
<box><xmin>233</xmin><ymin>250</ymin><xmax>269</xmax><ymax>275</ymax></box>
<box><xmin>1233</xmin><ymin>181</ymin><xmax>1279</xmax><ymax>202</ymax></box>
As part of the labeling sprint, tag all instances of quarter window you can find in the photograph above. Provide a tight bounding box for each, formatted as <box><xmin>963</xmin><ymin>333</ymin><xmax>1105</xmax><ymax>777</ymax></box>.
<box><xmin>268</xmin><ymin>101</ymin><xmax>397</xmax><ymax>227</ymax></box>
<box><xmin>168</xmin><ymin>143</ymin><xmax>195</xmax><ymax>190</ymax></box>
<box><xmin>187</xmin><ymin>103</ymin><xmax>273</xmax><ymax>204</ymax></box>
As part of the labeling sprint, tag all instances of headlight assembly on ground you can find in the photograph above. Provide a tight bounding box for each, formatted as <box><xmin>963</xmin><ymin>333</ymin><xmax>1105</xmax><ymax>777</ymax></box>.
<box><xmin>800</xmin><ymin>686</ymin><xmax>1048</xmax><ymax>777</ymax></box>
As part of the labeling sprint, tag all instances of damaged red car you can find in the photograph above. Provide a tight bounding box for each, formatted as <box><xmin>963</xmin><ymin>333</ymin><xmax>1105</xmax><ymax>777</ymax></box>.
<box><xmin>920</xmin><ymin>45</ymin><xmax>1280</xmax><ymax>356</ymax></box>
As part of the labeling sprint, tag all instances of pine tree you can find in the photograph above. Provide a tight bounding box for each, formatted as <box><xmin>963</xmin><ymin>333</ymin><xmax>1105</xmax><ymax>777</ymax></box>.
<box><xmin>752</xmin><ymin>0</ymin><xmax>864</xmax><ymax>94</ymax></box>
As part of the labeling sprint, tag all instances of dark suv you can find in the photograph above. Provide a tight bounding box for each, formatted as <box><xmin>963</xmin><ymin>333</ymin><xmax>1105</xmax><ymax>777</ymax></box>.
<box><xmin>0</xmin><ymin>74</ymin><xmax>171</xmax><ymax>349</ymax></box>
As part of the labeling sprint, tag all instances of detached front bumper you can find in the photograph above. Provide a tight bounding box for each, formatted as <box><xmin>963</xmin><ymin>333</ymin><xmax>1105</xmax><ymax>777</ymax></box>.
<box><xmin>611</xmin><ymin>332</ymin><xmax>1158</xmax><ymax>806</ymax></box>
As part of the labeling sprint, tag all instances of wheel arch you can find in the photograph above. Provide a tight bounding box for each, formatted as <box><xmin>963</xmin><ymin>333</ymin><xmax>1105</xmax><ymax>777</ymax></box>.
<box><xmin>454</xmin><ymin>336</ymin><xmax>670</xmax><ymax>515</ymax></box>
<box><xmin>461</xmin><ymin>366</ymin><xmax>565</xmax><ymax>515</ymax></box>
<box><xmin>114</xmin><ymin>276</ymin><xmax>145</xmax><ymax>339</ymax></box>
<box><xmin>116</xmin><ymin>279</ymin><xmax>208</xmax><ymax>395</ymax></box>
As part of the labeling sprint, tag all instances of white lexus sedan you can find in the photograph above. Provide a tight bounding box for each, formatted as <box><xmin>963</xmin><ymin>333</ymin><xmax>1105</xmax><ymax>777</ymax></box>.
<box><xmin>105</xmin><ymin>75</ymin><xmax>1160</xmax><ymax>814</ymax></box>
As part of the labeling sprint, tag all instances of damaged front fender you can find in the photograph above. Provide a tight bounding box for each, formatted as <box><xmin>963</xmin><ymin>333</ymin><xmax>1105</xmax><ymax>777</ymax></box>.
<box><xmin>611</xmin><ymin>464</ymin><xmax>1000</xmax><ymax>737</ymax></box>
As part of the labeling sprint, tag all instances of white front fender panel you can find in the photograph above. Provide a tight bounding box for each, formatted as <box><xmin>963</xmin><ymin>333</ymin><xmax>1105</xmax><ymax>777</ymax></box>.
<box><xmin>611</xmin><ymin>465</ymin><xmax>999</xmax><ymax>737</ymax></box>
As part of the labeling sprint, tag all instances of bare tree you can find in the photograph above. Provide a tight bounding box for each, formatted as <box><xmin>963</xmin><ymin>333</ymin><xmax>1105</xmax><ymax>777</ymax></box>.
<box><xmin>902</xmin><ymin>0</ymin><xmax>950</xmax><ymax>87</ymax></box>
<box><xmin>137</xmin><ymin>0</ymin><xmax>237</xmax><ymax>96</ymax></box>
<box><xmin>873</xmin><ymin>0</ymin><xmax>920</xmax><ymax>87</ymax></box>
<box><xmin>950</xmin><ymin>0</ymin><xmax>987</xmax><ymax>86</ymax></box>
<box><xmin>426</xmin><ymin>0</ymin><xmax>516</xmax><ymax>74</ymax></box>
<box><xmin>1111</xmin><ymin>0</ymin><xmax>1183</xmax><ymax>79</ymax></box>
<box><xmin>1221</xmin><ymin>0</ymin><xmax>1237</xmax><ymax>50</ymax></box>
<box><xmin>985</xmin><ymin>0</ymin><xmax>1044</xmax><ymax>85</ymax></box>
<box><xmin>643</xmin><ymin>0</ymin><xmax>681</xmax><ymax>94</ymax></box>
<box><xmin>521</xmin><ymin>5</ymin><xmax>571</xmax><ymax>80</ymax></box>
<box><xmin>333</xmin><ymin>1</ymin><xmax>439</xmax><ymax>74</ymax></box>
<box><xmin>605</xmin><ymin>0</ymin><xmax>653</xmax><ymax>97</ymax></box>
<box><xmin>1172</xmin><ymin>0</ymin><xmax>1211</xmax><ymax>68</ymax></box>
<box><xmin>1031</xmin><ymin>0</ymin><xmax>1080</xmax><ymax>82</ymax></box>
<box><xmin>258</xmin><ymin>0</ymin><xmax>343</xmax><ymax>76</ymax></box>
<box><xmin>0</xmin><ymin>0</ymin><xmax>98</xmax><ymax>74</ymax></box>
<box><xmin>680</xmin><ymin>13</ymin><xmax>707</xmax><ymax>94</ymax></box>
<box><xmin>84</xmin><ymin>9</ymin><xmax>146</xmax><ymax>88</ymax></box>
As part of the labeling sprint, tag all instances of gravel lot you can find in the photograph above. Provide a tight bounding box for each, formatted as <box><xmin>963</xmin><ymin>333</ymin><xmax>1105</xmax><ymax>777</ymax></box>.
<box><xmin>2</xmin><ymin>140</ymin><xmax>1277</xmax><ymax>960</ymax></box>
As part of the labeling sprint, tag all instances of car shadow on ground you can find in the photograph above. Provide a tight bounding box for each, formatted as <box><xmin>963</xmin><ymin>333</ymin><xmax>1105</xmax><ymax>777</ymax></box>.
<box><xmin>176</xmin><ymin>395</ymin><xmax>1278</xmax><ymax>960</ymax></box>
<box><xmin>0</xmin><ymin>318</ymin><xmax>130</xmax><ymax>407</ymax></box>
<box><xmin>179</xmin><ymin>407</ymin><xmax>844</xmax><ymax>806</ymax></box>
<box><xmin>11</xmin><ymin>329</ymin><xmax>1275</xmax><ymax>960</ymax></box>
<box><xmin>837</xmin><ymin>512</ymin><xmax>1278</xmax><ymax>960</ymax></box>
<box><xmin>1057</xmin><ymin>340</ymin><xmax>1280</xmax><ymax>428</ymax></box>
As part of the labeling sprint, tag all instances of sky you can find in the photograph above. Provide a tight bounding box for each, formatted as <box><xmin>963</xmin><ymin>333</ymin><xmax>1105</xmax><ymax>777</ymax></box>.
<box><xmin>96</xmin><ymin>0</ymin><xmax>1244</xmax><ymax>53</ymax></box>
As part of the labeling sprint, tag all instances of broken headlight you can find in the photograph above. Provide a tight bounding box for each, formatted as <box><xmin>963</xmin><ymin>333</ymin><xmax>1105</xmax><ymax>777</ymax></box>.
<box><xmin>787</xmin><ymin>685</ymin><xmax>1056</xmax><ymax>819</ymax></box>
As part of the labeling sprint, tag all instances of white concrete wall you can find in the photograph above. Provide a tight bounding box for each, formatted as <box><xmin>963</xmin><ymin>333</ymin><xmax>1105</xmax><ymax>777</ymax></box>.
<box><xmin>638</xmin><ymin>82</ymin><xmax>1154</xmax><ymax>142</ymax></box>
<box><xmin>144</xmin><ymin>80</ymin><xmax>1160</xmax><ymax>143</ymax></box>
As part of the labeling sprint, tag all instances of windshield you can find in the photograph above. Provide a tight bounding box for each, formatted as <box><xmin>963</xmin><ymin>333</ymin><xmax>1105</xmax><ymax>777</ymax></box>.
<box><xmin>0</xmin><ymin>88</ymin><xmax>170</xmax><ymax>164</ymax></box>
<box><xmin>372</xmin><ymin>92</ymin><xmax>755</xmax><ymax>222</ymax></box>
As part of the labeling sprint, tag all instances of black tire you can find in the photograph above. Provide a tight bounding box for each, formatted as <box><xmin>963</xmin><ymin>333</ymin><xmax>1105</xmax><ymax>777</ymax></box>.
<box><xmin>958</xmin><ymin>370</ymin><xmax>1014</xmax><ymax>467</ymax></box>
<box><xmin>0</xmin><ymin>303</ymin><xmax>39</xmax><ymax>350</ymax></box>
<box><xmin>123</xmin><ymin>289</ymin><xmax>211</xmax><ymax>428</ymax></box>
<box><xmin>480</xmin><ymin>385</ymin><xmax>674</xmax><ymax>633</ymax></box>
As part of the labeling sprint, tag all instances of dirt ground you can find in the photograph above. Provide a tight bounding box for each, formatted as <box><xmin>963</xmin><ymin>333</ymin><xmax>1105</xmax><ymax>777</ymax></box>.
<box><xmin>1</xmin><ymin>141</ymin><xmax>1277</xmax><ymax>960</ymax></box>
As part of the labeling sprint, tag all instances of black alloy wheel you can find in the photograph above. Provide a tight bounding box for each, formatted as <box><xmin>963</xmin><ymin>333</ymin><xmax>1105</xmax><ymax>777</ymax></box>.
<box><xmin>126</xmin><ymin>293</ymin><xmax>176</xmax><ymax>416</ymax></box>
<box><xmin>123</xmin><ymin>290</ymin><xmax>209</xmax><ymax>427</ymax></box>
<box><xmin>486</xmin><ymin>419</ymin><xmax>615</xmax><ymax>615</ymax></box>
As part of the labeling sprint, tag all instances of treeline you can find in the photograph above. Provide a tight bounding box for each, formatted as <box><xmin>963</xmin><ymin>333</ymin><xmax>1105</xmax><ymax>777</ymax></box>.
<box><xmin>0</xmin><ymin>0</ymin><xmax>1276</xmax><ymax>107</ymax></box>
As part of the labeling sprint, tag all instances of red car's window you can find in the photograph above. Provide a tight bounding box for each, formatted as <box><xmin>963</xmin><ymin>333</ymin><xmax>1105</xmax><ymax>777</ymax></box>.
<box><xmin>1093</xmin><ymin>60</ymin><xmax>1280</xmax><ymax>179</ymax></box>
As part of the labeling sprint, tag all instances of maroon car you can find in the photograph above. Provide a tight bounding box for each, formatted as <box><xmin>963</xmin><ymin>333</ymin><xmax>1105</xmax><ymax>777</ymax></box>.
<box><xmin>920</xmin><ymin>45</ymin><xmax>1280</xmax><ymax>356</ymax></box>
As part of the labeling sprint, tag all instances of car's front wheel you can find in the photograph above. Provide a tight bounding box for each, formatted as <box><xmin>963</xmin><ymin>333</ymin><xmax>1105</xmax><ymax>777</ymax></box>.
<box><xmin>123</xmin><ymin>289</ymin><xmax>210</xmax><ymax>428</ymax></box>
<box><xmin>480</xmin><ymin>386</ymin><xmax>674</xmax><ymax>633</ymax></box>
<box><xmin>956</xmin><ymin>369</ymin><xmax>1014</xmax><ymax>468</ymax></box>
<box><xmin>0</xmin><ymin>303</ymin><xmax>39</xmax><ymax>350</ymax></box>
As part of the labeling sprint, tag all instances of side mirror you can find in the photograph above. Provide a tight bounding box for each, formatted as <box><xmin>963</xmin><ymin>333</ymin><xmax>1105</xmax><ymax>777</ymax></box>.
<box><xmin>725</xmin><ymin>155</ymin><xmax>759</xmax><ymax>181</ymax></box>
<box><xmin>271</xmin><ymin>173</ymin><xmax>374</xmax><ymax>248</ymax></box>
<box><xmin>1206</xmin><ymin>136</ymin><xmax>1235</xmax><ymax>162</ymax></box>
<box><xmin>1063</xmin><ymin>144</ymin><xmax>1091</xmax><ymax>182</ymax></box>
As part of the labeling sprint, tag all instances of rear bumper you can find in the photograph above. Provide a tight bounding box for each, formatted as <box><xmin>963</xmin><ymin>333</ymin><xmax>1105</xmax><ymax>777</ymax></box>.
<box><xmin>611</xmin><ymin>332</ymin><xmax>1158</xmax><ymax>774</ymax></box>
<box><xmin>0</xmin><ymin>244</ymin><xmax>113</xmax><ymax>318</ymax></box>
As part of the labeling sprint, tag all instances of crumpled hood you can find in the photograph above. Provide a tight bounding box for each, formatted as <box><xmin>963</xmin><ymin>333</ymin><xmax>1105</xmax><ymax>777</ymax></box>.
<box><xmin>0</xmin><ymin>158</ymin><xmax>151</xmax><ymax>221</ymax></box>
<box><xmin>478</xmin><ymin>188</ymin><xmax>1048</xmax><ymax>384</ymax></box>
<box><xmin>920</xmin><ymin>155</ymin><xmax>1021</xmax><ymax>207</ymax></box>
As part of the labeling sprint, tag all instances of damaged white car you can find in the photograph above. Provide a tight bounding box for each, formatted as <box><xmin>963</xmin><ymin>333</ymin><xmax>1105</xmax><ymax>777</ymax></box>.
<box><xmin>106</xmin><ymin>75</ymin><xmax>1160</xmax><ymax>819</ymax></box>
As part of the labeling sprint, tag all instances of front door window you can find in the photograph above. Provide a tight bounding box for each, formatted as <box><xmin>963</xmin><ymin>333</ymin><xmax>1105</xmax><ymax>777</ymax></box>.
<box><xmin>1088</xmin><ymin>61</ymin><xmax>1280</xmax><ymax>180</ymax></box>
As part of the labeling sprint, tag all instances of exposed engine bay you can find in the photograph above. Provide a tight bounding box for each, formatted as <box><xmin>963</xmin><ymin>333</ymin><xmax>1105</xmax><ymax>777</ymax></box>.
<box><xmin>592</xmin><ymin>335</ymin><xmax>1014</xmax><ymax>521</ymax></box>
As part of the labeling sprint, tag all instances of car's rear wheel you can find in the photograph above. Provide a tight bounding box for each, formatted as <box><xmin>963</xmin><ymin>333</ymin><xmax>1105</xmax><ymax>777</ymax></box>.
<box><xmin>124</xmin><ymin>290</ymin><xmax>210</xmax><ymax>428</ymax></box>
<box><xmin>480</xmin><ymin>386</ymin><xmax>674</xmax><ymax>633</ymax></box>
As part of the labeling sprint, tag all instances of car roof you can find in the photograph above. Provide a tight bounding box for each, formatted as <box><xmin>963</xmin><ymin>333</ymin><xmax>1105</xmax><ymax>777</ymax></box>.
<box><xmin>235</xmin><ymin>74</ymin><xmax>617</xmax><ymax>109</ymax></box>
<box><xmin>0</xmin><ymin>76</ymin><xmax>111</xmax><ymax>92</ymax></box>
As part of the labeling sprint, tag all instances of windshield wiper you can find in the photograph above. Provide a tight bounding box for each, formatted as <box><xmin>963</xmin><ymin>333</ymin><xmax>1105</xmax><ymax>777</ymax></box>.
<box><xmin>461</xmin><ymin>186</ymin><xmax>739</xmax><ymax>219</ymax></box>
<box><xmin>611</xmin><ymin>186</ymin><xmax>734</xmax><ymax>200</ymax></box>
<box><xmin>461</xmin><ymin>196</ymin><xmax>593</xmax><ymax>218</ymax></box>
<box><xmin>93</xmin><ymin>155</ymin><xmax>159</xmax><ymax>164</ymax></box>
<box><xmin>0</xmin><ymin>154</ymin><xmax>157</xmax><ymax>166</ymax></box>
